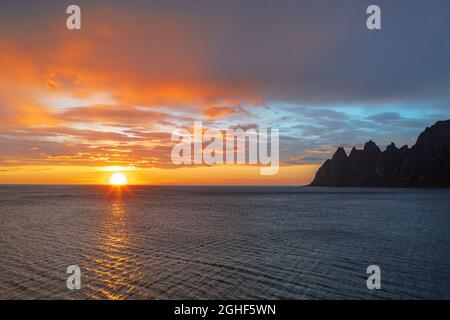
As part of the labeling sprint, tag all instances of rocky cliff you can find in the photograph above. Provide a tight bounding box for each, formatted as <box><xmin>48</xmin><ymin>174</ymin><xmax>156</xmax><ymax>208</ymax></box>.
<box><xmin>309</xmin><ymin>120</ymin><xmax>450</xmax><ymax>187</ymax></box>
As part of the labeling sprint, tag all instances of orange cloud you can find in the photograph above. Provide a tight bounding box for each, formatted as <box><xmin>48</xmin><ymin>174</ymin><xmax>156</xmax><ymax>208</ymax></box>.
<box><xmin>203</xmin><ymin>106</ymin><xmax>243</xmax><ymax>119</ymax></box>
<box><xmin>0</xmin><ymin>3</ymin><xmax>320</xmax><ymax>184</ymax></box>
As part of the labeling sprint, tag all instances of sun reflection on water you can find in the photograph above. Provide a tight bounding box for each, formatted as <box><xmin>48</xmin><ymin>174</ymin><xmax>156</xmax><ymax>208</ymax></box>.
<box><xmin>84</xmin><ymin>193</ymin><xmax>145</xmax><ymax>300</ymax></box>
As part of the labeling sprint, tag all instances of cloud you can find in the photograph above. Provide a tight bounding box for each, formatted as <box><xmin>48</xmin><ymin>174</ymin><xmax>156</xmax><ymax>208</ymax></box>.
<box><xmin>367</xmin><ymin>112</ymin><xmax>404</xmax><ymax>123</ymax></box>
<box><xmin>59</xmin><ymin>105</ymin><xmax>170</xmax><ymax>126</ymax></box>
<box><xmin>2</xmin><ymin>0</ymin><xmax>450</xmax><ymax>108</ymax></box>
<box><xmin>1</xmin><ymin>0</ymin><xmax>450</xmax><ymax>174</ymax></box>
<box><xmin>304</xmin><ymin>147</ymin><xmax>337</xmax><ymax>154</ymax></box>
<box><xmin>203</xmin><ymin>106</ymin><xmax>249</xmax><ymax>119</ymax></box>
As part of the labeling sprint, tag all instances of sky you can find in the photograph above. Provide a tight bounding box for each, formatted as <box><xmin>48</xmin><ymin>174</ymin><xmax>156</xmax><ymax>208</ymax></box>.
<box><xmin>1</xmin><ymin>0</ymin><xmax>450</xmax><ymax>185</ymax></box>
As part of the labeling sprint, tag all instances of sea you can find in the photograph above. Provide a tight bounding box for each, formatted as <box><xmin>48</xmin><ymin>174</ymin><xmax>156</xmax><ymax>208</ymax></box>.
<box><xmin>0</xmin><ymin>185</ymin><xmax>450</xmax><ymax>299</ymax></box>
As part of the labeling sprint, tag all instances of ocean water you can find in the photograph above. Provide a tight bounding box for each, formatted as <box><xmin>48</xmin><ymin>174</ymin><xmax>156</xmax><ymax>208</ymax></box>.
<box><xmin>0</xmin><ymin>185</ymin><xmax>450</xmax><ymax>300</ymax></box>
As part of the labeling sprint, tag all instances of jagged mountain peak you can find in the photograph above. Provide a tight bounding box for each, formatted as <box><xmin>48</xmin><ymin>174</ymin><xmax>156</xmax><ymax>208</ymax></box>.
<box><xmin>363</xmin><ymin>140</ymin><xmax>381</xmax><ymax>153</ymax></box>
<box><xmin>415</xmin><ymin>119</ymin><xmax>450</xmax><ymax>146</ymax></box>
<box><xmin>310</xmin><ymin>120</ymin><xmax>450</xmax><ymax>187</ymax></box>
<box><xmin>349</xmin><ymin>146</ymin><xmax>358</xmax><ymax>155</ymax></box>
<box><xmin>332</xmin><ymin>146</ymin><xmax>347</xmax><ymax>158</ymax></box>
<box><xmin>386</xmin><ymin>142</ymin><xmax>398</xmax><ymax>152</ymax></box>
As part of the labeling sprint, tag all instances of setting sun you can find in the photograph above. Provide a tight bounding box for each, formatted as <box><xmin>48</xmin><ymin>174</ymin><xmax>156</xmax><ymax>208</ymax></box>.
<box><xmin>109</xmin><ymin>173</ymin><xmax>128</xmax><ymax>185</ymax></box>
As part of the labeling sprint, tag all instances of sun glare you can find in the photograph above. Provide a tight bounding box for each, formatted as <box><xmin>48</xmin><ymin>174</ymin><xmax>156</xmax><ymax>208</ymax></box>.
<box><xmin>109</xmin><ymin>172</ymin><xmax>128</xmax><ymax>185</ymax></box>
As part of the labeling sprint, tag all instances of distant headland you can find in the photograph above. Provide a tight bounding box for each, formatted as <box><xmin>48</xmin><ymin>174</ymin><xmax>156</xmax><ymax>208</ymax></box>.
<box><xmin>310</xmin><ymin>120</ymin><xmax>450</xmax><ymax>187</ymax></box>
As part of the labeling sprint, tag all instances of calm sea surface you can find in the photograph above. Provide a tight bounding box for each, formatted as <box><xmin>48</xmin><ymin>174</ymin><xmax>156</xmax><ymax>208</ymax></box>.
<box><xmin>1</xmin><ymin>185</ymin><xmax>450</xmax><ymax>299</ymax></box>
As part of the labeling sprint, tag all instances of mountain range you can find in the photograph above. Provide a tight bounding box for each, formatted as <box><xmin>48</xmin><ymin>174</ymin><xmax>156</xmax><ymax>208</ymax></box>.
<box><xmin>310</xmin><ymin>119</ymin><xmax>450</xmax><ymax>187</ymax></box>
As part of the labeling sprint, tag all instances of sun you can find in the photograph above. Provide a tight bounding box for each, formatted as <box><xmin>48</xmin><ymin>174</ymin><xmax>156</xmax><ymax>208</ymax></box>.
<box><xmin>109</xmin><ymin>172</ymin><xmax>128</xmax><ymax>185</ymax></box>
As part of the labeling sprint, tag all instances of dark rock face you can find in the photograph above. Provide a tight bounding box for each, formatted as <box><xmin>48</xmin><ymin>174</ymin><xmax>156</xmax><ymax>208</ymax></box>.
<box><xmin>310</xmin><ymin>120</ymin><xmax>450</xmax><ymax>187</ymax></box>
